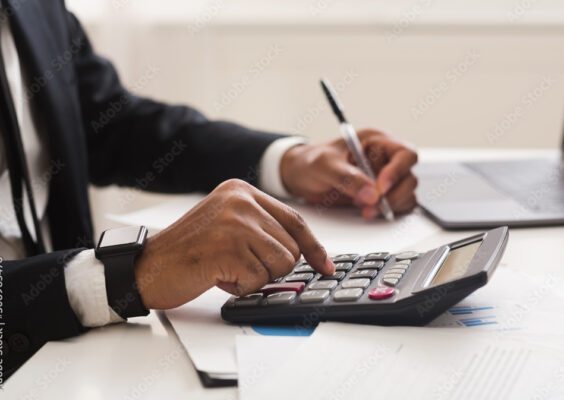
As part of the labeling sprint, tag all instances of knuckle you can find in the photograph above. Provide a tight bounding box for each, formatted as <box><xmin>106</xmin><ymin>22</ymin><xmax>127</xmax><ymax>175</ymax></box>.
<box><xmin>220</xmin><ymin>178</ymin><xmax>251</xmax><ymax>192</ymax></box>
<box><xmin>287</xmin><ymin>207</ymin><xmax>306</xmax><ymax>230</ymax></box>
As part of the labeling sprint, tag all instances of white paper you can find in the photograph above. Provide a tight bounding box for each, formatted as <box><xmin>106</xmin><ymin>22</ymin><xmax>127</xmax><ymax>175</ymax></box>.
<box><xmin>246</xmin><ymin>323</ymin><xmax>564</xmax><ymax>400</ymax></box>
<box><xmin>236</xmin><ymin>335</ymin><xmax>305</xmax><ymax>399</ymax></box>
<box><xmin>429</xmin><ymin>267</ymin><xmax>564</xmax><ymax>334</ymax></box>
<box><xmin>107</xmin><ymin>196</ymin><xmax>440</xmax><ymax>254</ymax></box>
<box><xmin>165</xmin><ymin>287</ymin><xmax>315</xmax><ymax>377</ymax></box>
<box><xmin>165</xmin><ymin>287</ymin><xmax>242</xmax><ymax>375</ymax></box>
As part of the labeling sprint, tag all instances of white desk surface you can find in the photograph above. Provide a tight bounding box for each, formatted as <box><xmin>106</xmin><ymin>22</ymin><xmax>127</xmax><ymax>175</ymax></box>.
<box><xmin>4</xmin><ymin>148</ymin><xmax>563</xmax><ymax>399</ymax></box>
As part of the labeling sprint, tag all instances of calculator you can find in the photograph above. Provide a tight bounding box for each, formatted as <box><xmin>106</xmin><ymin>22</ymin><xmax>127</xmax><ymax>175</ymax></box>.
<box><xmin>221</xmin><ymin>226</ymin><xmax>508</xmax><ymax>326</ymax></box>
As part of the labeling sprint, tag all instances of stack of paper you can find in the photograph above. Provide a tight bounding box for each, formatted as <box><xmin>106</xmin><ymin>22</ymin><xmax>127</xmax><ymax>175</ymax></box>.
<box><xmin>244</xmin><ymin>323</ymin><xmax>564</xmax><ymax>400</ymax></box>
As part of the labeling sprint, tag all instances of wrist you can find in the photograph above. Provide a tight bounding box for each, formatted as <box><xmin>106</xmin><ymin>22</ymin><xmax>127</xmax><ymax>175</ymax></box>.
<box><xmin>280</xmin><ymin>143</ymin><xmax>310</xmax><ymax>196</ymax></box>
<box><xmin>133</xmin><ymin>235</ymin><xmax>156</xmax><ymax>309</ymax></box>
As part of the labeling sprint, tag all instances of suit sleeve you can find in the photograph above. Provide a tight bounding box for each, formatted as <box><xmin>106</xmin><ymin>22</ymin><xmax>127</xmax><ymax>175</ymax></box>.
<box><xmin>66</xmin><ymin>12</ymin><xmax>287</xmax><ymax>193</ymax></box>
<box><xmin>1</xmin><ymin>249</ymin><xmax>87</xmax><ymax>378</ymax></box>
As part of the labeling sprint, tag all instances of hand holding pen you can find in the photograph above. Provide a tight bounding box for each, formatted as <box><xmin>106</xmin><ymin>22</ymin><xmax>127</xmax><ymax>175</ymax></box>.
<box><xmin>320</xmin><ymin>78</ymin><xmax>395</xmax><ymax>221</ymax></box>
<box><xmin>278</xmin><ymin>81</ymin><xmax>419</xmax><ymax>220</ymax></box>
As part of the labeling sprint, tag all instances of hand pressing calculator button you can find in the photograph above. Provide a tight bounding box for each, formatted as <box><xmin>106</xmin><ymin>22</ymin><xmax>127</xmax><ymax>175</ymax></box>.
<box><xmin>222</xmin><ymin>227</ymin><xmax>509</xmax><ymax>326</ymax></box>
<box><xmin>334</xmin><ymin>288</ymin><xmax>363</xmax><ymax>301</ymax></box>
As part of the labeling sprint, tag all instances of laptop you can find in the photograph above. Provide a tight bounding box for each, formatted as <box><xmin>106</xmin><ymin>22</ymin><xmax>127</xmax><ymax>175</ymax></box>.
<box><xmin>416</xmin><ymin>135</ymin><xmax>564</xmax><ymax>229</ymax></box>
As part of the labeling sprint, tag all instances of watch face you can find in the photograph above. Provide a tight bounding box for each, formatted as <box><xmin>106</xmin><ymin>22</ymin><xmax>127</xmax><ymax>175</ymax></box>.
<box><xmin>99</xmin><ymin>226</ymin><xmax>145</xmax><ymax>248</ymax></box>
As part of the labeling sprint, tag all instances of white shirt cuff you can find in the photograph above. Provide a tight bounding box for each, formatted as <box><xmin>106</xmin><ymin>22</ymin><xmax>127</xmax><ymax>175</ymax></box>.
<box><xmin>258</xmin><ymin>136</ymin><xmax>308</xmax><ymax>198</ymax></box>
<box><xmin>64</xmin><ymin>249</ymin><xmax>125</xmax><ymax>327</ymax></box>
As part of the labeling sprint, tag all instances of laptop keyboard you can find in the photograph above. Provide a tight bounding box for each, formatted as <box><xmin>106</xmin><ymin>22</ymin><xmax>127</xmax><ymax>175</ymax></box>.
<box><xmin>464</xmin><ymin>159</ymin><xmax>564</xmax><ymax>213</ymax></box>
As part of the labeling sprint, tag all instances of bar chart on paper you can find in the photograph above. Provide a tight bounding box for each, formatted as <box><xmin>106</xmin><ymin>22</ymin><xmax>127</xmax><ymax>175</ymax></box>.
<box><xmin>447</xmin><ymin>306</ymin><xmax>498</xmax><ymax>327</ymax></box>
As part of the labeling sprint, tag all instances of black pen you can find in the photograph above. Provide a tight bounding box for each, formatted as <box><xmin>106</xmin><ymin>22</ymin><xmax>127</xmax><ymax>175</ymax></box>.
<box><xmin>320</xmin><ymin>78</ymin><xmax>395</xmax><ymax>221</ymax></box>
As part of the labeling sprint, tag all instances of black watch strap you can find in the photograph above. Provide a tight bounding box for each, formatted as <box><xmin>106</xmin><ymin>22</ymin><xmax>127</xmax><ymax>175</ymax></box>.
<box><xmin>102</xmin><ymin>253</ymin><xmax>149</xmax><ymax>319</ymax></box>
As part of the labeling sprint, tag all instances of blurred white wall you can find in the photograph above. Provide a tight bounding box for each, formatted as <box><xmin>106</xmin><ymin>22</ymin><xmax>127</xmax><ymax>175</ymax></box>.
<box><xmin>63</xmin><ymin>0</ymin><xmax>564</xmax><ymax>232</ymax></box>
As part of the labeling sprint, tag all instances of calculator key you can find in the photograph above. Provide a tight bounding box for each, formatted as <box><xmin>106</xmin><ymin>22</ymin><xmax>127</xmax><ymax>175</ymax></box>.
<box><xmin>260</xmin><ymin>282</ymin><xmax>305</xmax><ymax>295</ymax></box>
<box><xmin>384</xmin><ymin>273</ymin><xmax>403</xmax><ymax>280</ymax></box>
<box><xmin>308</xmin><ymin>280</ymin><xmax>338</xmax><ymax>290</ymax></box>
<box><xmin>234</xmin><ymin>293</ymin><xmax>263</xmax><ymax>307</ymax></box>
<box><xmin>395</xmin><ymin>260</ymin><xmax>411</xmax><ymax>265</ymax></box>
<box><xmin>332</xmin><ymin>254</ymin><xmax>359</xmax><ymax>263</ymax></box>
<box><xmin>334</xmin><ymin>262</ymin><xmax>354</xmax><ymax>271</ymax></box>
<box><xmin>357</xmin><ymin>260</ymin><xmax>384</xmax><ymax>270</ymax></box>
<box><xmin>266</xmin><ymin>291</ymin><xmax>297</xmax><ymax>305</ymax></box>
<box><xmin>390</xmin><ymin>263</ymin><xmax>409</xmax><ymax>270</ymax></box>
<box><xmin>341</xmin><ymin>278</ymin><xmax>370</xmax><ymax>289</ymax></box>
<box><xmin>319</xmin><ymin>271</ymin><xmax>346</xmax><ymax>281</ymax></box>
<box><xmin>333</xmin><ymin>288</ymin><xmax>364</xmax><ymax>302</ymax></box>
<box><xmin>383</xmin><ymin>277</ymin><xmax>399</xmax><ymax>287</ymax></box>
<box><xmin>364</xmin><ymin>252</ymin><xmax>390</xmax><ymax>261</ymax></box>
<box><xmin>350</xmin><ymin>269</ymin><xmax>378</xmax><ymax>279</ymax></box>
<box><xmin>300</xmin><ymin>290</ymin><xmax>330</xmax><ymax>303</ymax></box>
<box><xmin>294</xmin><ymin>264</ymin><xmax>314</xmax><ymax>273</ymax></box>
<box><xmin>395</xmin><ymin>251</ymin><xmax>419</xmax><ymax>261</ymax></box>
<box><xmin>285</xmin><ymin>273</ymin><xmax>314</xmax><ymax>283</ymax></box>
<box><xmin>387</xmin><ymin>268</ymin><xmax>407</xmax><ymax>275</ymax></box>
<box><xmin>369</xmin><ymin>286</ymin><xmax>395</xmax><ymax>300</ymax></box>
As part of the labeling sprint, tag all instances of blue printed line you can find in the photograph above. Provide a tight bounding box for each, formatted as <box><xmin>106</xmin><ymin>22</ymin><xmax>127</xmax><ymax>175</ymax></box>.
<box><xmin>463</xmin><ymin>321</ymin><xmax>498</xmax><ymax>327</ymax></box>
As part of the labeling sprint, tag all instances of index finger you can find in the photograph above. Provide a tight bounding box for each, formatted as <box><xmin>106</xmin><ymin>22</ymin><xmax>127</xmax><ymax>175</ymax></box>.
<box><xmin>253</xmin><ymin>191</ymin><xmax>335</xmax><ymax>275</ymax></box>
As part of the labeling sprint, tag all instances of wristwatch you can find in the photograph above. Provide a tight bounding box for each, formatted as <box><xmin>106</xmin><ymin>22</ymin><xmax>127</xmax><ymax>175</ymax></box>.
<box><xmin>95</xmin><ymin>225</ymin><xmax>149</xmax><ymax>319</ymax></box>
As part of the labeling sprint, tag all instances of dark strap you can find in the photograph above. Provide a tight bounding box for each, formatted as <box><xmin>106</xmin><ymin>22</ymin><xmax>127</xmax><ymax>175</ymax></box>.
<box><xmin>0</xmin><ymin>8</ymin><xmax>45</xmax><ymax>255</ymax></box>
<box><xmin>102</xmin><ymin>253</ymin><xmax>149</xmax><ymax>319</ymax></box>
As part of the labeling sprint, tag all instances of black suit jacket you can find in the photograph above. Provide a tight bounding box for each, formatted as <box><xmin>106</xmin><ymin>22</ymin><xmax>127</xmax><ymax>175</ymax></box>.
<box><xmin>1</xmin><ymin>0</ymin><xmax>285</xmax><ymax>376</ymax></box>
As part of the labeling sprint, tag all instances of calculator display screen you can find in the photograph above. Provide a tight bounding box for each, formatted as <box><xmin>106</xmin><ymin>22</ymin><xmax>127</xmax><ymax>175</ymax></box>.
<box><xmin>431</xmin><ymin>241</ymin><xmax>483</xmax><ymax>286</ymax></box>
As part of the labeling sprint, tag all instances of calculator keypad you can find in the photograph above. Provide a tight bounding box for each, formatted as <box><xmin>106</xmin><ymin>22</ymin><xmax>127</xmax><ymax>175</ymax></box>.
<box><xmin>238</xmin><ymin>251</ymin><xmax>420</xmax><ymax>307</ymax></box>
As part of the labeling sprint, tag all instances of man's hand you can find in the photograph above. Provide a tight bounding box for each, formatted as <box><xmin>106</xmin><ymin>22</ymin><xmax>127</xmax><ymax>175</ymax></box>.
<box><xmin>280</xmin><ymin>129</ymin><xmax>418</xmax><ymax>219</ymax></box>
<box><xmin>134</xmin><ymin>179</ymin><xmax>335</xmax><ymax>310</ymax></box>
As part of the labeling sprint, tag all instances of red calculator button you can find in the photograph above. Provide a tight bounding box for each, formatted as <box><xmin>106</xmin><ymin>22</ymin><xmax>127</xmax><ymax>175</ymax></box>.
<box><xmin>260</xmin><ymin>282</ymin><xmax>305</xmax><ymax>295</ymax></box>
<box><xmin>368</xmin><ymin>286</ymin><xmax>395</xmax><ymax>300</ymax></box>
